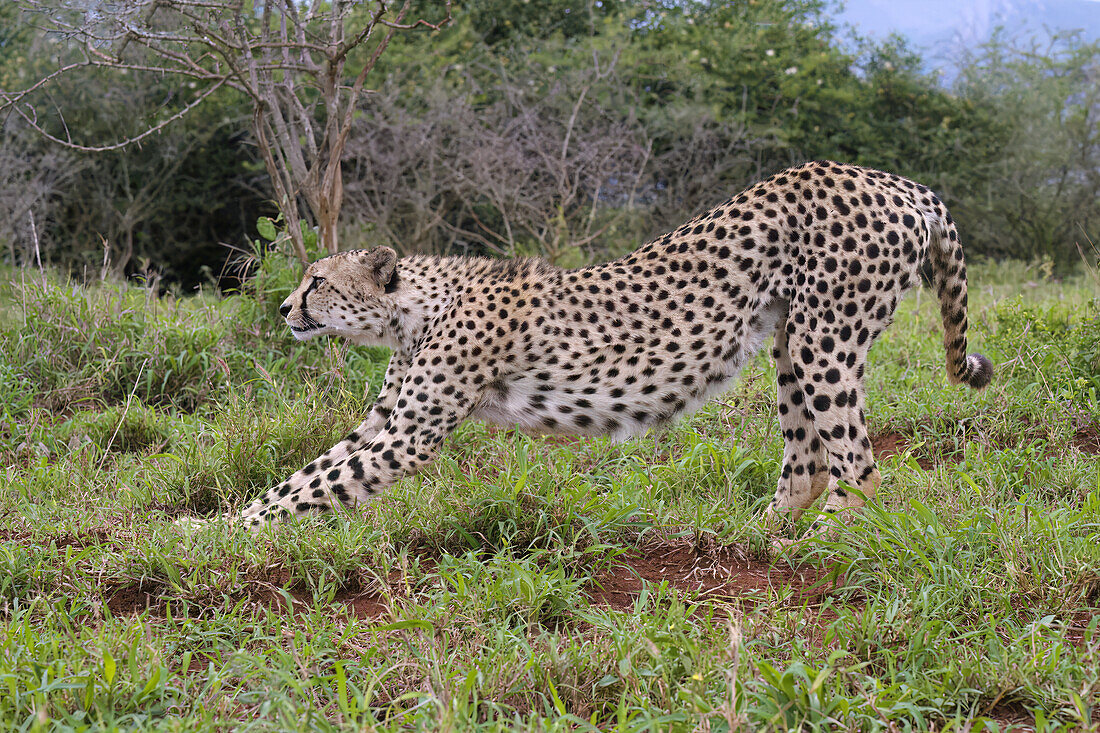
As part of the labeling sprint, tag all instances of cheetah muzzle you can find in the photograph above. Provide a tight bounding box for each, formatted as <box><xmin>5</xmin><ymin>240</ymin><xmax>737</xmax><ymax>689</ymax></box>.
<box><xmin>199</xmin><ymin>162</ymin><xmax>992</xmax><ymax>539</ymax></box>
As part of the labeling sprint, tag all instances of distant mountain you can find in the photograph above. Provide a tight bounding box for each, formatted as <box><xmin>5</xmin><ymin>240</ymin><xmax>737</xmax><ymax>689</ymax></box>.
<box><xmin>835</xmin><ymin>0</ymin><xmax>1100</xmax><ymax>70</ymax></box>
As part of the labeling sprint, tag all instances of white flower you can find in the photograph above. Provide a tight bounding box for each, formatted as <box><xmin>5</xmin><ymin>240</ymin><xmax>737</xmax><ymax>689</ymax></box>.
<box><xmin>785</xmin><ymin>66</ymin><xmax>798</xmax><ymax>75</ymax></box>
<box><xmin>765</xmin><ymin>49</ymin><xmax>775</xmax><ymax>57</ymax></box>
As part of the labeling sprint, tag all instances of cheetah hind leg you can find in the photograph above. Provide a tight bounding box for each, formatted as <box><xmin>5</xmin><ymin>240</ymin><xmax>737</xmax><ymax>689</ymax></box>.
<box><xmin>762</xmin><ymin>317</ymin><xmax>830</xmax><ymax>540</ymax></box>
<box><xmin>765</xmin><ymin>316</ymin><xmax>882</xmax><ymax>550</ymax></box>
<box><xmin>799</xmin><ymin>353</ymin><xmax>881</xmax><ymax>540</ymax></box>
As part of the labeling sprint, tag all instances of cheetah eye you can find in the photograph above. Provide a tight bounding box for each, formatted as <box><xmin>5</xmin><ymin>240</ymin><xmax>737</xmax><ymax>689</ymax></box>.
<box><xmin>312</xmin><ymin>276</ymin><xmax>326</xmax><ymax>285</ymax></box>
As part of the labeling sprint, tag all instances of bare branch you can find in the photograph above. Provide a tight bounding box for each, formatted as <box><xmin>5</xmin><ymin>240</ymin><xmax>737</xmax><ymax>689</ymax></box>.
<box><xmin>6</xmin><ymin>76</ymin><xmax>228</xmax><ymax>152</ymax></box>
<box><xmin>10</xmin><ymin>0</ymin><xmax>453</xmax><ymax>263</ymax></box>
<box><xmin>0</xmin><ymin>59</ymin><xmax>92</xmax><ymax>114</ymax></box>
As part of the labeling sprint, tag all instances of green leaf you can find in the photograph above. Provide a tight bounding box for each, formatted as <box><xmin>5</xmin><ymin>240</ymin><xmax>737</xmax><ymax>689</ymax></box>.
<box><xmin>102</xmin><ymin>651</ymin><xmax>116</xmax><ymax>687</ymax></box>
<box><xmin>373</xmin><ymin>619</ymin><xmax>433</xmax><ymax>633</ymax></box>
<box><xmin>138</xmin><ymin>666</ymin><xmax>162</xmax><ymax>701</ymax></box>
<box><xmin>257</xmin><ymin>217</ymin><xmax>278</xmax><ymax>241</ymax></box>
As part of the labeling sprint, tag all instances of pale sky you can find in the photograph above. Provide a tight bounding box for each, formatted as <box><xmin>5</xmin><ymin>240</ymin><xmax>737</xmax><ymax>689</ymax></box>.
<box><xmin>835</xmin><ymin>0</ymin><xmax>1100</xmax><ymax>65</ymax></box>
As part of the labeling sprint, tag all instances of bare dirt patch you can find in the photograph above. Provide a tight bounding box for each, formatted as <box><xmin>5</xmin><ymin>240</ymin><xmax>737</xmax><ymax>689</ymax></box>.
<box><xmin>0</xmin><ymin>527</ymin><xmax>115</xmax><ymax>550</ymax></box>
<box><xmin>1063</xmin><ymin>610</ymin><xmax>1100</xmax><ymax>648</ymax></box>
<box><xmin>589</xmin><ymin>541</ymin><xmax>833</xmax><ymax>611</ymax></box>
<box><xmin>243</xmin><ymin>575</ymin><xmax>396</xmax><ymax>619</ymax></box>
<box><xmin>1071</xmin><ymin>425</ymin><xmax>1100</xmax><ymax>455</ymax></box>
<box><xmin>106</xmin><ymin>579</ymin><xmax>167</xmax><ymax>615</ymax></box>
<box><xmin>871</xmin><ymin>431</ymin><xmax>943</xmax><ymax>470</ymax></box>
<box><xmin>100</xmin><ymin>541</ymin><xmax>838</xmax><ymax>625</ymax></box>
<box><xmin>104</xmin><ymin>570</ymin><xmax>397</xmax><ymax>619</ymax></box>
<box><xmin>872</xmin><ymin>420</ymin><xmax>1100</xmax><ymax>470</ymax></box>
<box><xmin>985</xmin><ymin>702</ymin><xmax>1036</xmax><ymax>731</ymax></box>
<box><xmin>53</xmin><ymin>528</ymin><xmax>114</xmax><ymax>551</ymax></box>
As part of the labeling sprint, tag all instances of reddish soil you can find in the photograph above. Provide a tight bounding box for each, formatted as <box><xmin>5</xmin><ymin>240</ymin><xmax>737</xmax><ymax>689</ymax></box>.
<box><xmin>53</xmin><ymin>528</ymin><xmax>114</xmax><ymax>551</ymax></box>
<box><xmin>101</xmin><ymin>540</ymin><xmax>834</xmax><ymax>624</ymax></box>
<box><xmin>104</xmin><ymin>571</ymin><xmax>396</xmax><ymax>619</ymax></box>
<box><xmin>0</xmin><ymin>526</ymin><xmax>116</xmax><ymax>550</ymax></box>
<box><xmin>983</xmin><ymin>700</ymin><xmax>1100</xmax><ymax>730</ymax></box>
<box><xmin>106</xmin><ymin>579</ymin><xmax>166</xmax><ymax>615</ymax></box>
<box><xmin>1063</xmin><ymin>610</ymin><xmax>1100</xmax><ymax>647</ymax></box>
<box><xmin>1071</xmin><ymin>424</ymin><xmax>1100</xmax><ymax>455</ymax></box>
<box><xmin>871</xmin><ymin>431</ymin><xmax>943</xmax><ymax>470</ymax></box>
<box><xmin>333</xmin><ymin>588</ymin><xmax>390</xmax><ymax>618</ymax></box>
<box><xmin>589</xmin><ymin>541</ymin><xmax>834</xmax><ymax>611</ymax></box>
<box><xmin>871</xmin><ymin>421</ymin><xmax>1100</xmax><ymax>471</ymax></box>
<box><xmin>985</xmin><ymin>702</ymin><xmax>1036</xmax><ymax>730</ymax></box>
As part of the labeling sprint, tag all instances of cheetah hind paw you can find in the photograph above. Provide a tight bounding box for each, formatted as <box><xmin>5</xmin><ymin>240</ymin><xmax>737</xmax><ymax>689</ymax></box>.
<box><xmin>769</xmin><ymin>533</ymin><xmax>814</xmax><ymax>560</ymax></box>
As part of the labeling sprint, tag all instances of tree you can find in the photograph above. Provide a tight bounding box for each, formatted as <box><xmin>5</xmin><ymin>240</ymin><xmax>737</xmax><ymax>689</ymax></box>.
<box><xmin>344</xmin><ymin>55</ymin><xmax>653</xmax><ymax>264</ymax></box>
<box><xmin>954</xmin><ymin>32</ymin><xmax>1100</xmax><ymax>263</ymax></box>
<box><xmin>1</xmin><ymin>0</ymin><xmax>451</xmax><ymax>264</ymax></box>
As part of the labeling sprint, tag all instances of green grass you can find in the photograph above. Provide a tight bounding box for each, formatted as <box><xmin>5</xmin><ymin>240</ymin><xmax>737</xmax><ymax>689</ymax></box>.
<box><xmin>1</xmin><ymin>259</ymin><xmax>1098</xmax><ymax>731</ymax></box>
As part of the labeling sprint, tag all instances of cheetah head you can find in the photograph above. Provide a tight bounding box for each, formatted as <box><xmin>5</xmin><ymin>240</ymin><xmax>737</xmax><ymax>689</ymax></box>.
<box><xmin>279</xmin><ymin>247</ymin><xmax>399</xmax><ymax>345</ymax></box>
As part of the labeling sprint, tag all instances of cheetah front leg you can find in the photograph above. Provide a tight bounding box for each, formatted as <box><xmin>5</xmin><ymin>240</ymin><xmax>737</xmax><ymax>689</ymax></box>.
<box><xmin>231</xmin><ymin>353</ymin><xmax>413</xmax><ymax>525</ymax></box>
<box><xmin>178</xmin><ymin>353</ymin><xmax>410</xmax><ymax>530</ymax></box>
<box><xmin>237</xmin><ymin>362</ymin><xmax>476</xmax><ymax>527</ymax></box>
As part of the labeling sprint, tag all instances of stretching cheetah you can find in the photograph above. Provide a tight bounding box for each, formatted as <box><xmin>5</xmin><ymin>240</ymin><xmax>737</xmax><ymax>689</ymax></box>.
<box><xmin>223</xmin><ymin>162</ymin><xmax>992</xmax><ymax>533</ymax></box>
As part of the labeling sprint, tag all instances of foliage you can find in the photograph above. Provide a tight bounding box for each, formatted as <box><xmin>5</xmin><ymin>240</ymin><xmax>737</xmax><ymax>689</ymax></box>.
<box><xmin>361</xmin><ymin>0</ymin><xmax>1091</xmax><ymax>264</ymax></box>
<box><xmin>4</xmin><ymin>0</ymin><xmax>451</xmax><ymax>268</ymax></box>
<box><xmin>953</xmin><ymin>32</ymin><xmax>1100</xmax><ymax>264</ymax></box>
<box><xmin>985</xmin><ymin>296</ymin><xmax>1100</xmax><ymax>410</ymax></box>
<box><xmin>344</xmin><ymin>59</ymin><xmax>650</xmax><ymax>263</ymax></box>
<box><xmin>2</xmin><ymin>1</ymin><xmax>1099</xmax><ymax>278</ymax></box>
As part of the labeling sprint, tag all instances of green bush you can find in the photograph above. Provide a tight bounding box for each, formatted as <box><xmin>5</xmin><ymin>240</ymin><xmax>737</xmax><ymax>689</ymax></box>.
<box><xmin>53</xmin><ymin>401</ymin><xmax>172</xmax><ymax>455</ymax></box>
<box><xmin>986</xmin><ymin>297</ymin><xmax>1100</xmax><ymax>408</ymax></box>
<box><xmin>7</xmin><ymin>280</ymin><xmax>232</xmax><ymax>411</ymax></box>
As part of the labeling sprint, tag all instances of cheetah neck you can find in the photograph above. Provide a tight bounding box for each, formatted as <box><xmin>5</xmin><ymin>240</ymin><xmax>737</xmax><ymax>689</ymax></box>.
<box><xmin>382</xmin><ymin>258</ymin><xmax>461</xmax><ymax>353</ymax></box>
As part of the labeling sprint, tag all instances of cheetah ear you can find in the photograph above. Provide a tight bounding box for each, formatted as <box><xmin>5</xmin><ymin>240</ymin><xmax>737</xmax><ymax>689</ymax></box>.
<box><xmin>360</xmin><ymin>246</ymin><xmax>397</xmax><ymax>291</ymax></box>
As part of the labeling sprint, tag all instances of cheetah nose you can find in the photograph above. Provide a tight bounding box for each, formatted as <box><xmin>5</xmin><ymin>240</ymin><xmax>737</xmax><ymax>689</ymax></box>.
<box><xmin>279</xmin><ymin>302</ymin><xmax>292</xmax><ymax>318</ymax></box>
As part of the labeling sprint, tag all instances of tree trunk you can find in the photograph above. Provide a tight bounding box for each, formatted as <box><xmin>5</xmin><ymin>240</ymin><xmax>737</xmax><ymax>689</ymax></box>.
<box><xmin>318</xmin><ymin>160</ymin><xmax>343</xmax><ymax>255</ymax></box>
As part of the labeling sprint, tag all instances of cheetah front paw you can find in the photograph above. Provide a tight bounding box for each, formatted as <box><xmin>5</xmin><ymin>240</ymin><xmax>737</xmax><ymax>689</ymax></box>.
<box><xmin>174</xmin><ymin>515</ymin><xmax>212</xmax><ymax>532</ymax></box>
<box><xmin>174</xmin><ymin>511</ymin><xmax>267</xmax><ymax>533</ymax></box>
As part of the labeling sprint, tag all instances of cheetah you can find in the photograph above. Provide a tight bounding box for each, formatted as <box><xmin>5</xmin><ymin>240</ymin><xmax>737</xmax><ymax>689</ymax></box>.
<box><xmin>226</xmin><ymin>162</ymin><xmax>992</xmax><ymax>534</ymax></box>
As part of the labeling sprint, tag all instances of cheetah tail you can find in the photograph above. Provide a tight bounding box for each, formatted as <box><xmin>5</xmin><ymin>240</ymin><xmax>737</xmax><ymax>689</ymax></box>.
<box><xmin>928</xmin><ymin>218</ymin><xmax>993</xmax><ymax>389</ymax></box>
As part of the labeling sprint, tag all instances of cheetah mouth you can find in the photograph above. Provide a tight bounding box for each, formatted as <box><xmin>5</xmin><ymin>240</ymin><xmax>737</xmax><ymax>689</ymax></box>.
<box><xmin>289</xmin><ymin>321</ymin><xmax>325</xmax><ymax>339</ymax></box>
<box><xmin>288</xmin><ymin>310</ymin><xmax>323</xmax><ymax>335</ymax></box>
<box><xmin>289</xmin><ymin>314</ymin><xmax>324</xmax><ymax>339</ymax></box>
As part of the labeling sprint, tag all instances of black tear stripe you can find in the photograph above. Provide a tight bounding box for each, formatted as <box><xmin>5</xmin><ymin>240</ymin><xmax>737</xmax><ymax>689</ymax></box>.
<box><xmin>300</xmin><ymin>277</ymin><xmax>322</xmax><ymax>322</ymax></box>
